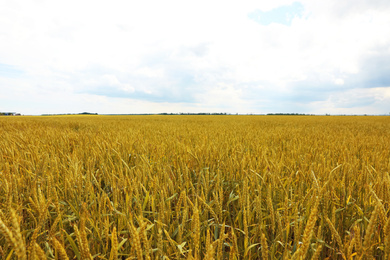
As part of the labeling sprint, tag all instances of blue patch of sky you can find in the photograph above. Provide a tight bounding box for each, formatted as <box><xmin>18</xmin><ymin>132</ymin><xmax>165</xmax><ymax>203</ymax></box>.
<box><xmin>248</xmin><ymin>2</ymin><xmax>304</xmax><ymax>26</ymax></box>
<box><xmin>0</xmin><ymin>63</ymin><xmax>24</xmax><ymax>78</ymax></box>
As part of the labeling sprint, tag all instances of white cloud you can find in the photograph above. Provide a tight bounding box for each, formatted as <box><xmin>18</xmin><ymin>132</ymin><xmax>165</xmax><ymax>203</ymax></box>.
<box><xmin>1</xmin><ymin>0</ymin><xmax>390</xmax><ymax>114</ymax></box>
<box><xmin>334</xmin><ymin>79</ymin><xmax>345</xmax><ymax>86</ymax></box>
<box><xmin>308</xmin><ymin>87</ymin><xmax>390</xmax><ymax>115</ymax></box>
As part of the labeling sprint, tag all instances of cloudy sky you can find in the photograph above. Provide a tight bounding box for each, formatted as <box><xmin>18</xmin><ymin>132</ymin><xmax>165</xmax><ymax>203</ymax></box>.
<box><xmin>1</xmin><ymin>0</ymin><xmax>390</xmax><ymax>115</ymax></box>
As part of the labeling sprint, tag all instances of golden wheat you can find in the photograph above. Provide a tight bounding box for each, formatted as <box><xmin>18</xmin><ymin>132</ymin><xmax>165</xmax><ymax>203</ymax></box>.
<box><xmin>0</xmin><ymin>115</ymin><xmax>389</xmax><ymax>259</ymax></box>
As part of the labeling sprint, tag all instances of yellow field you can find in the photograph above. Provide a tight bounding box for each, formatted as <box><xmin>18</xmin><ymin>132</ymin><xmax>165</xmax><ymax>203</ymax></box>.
<box><xmin>1</xmin><ymin>115</ymin><xmax>390</xmax><ymax>259</ymax></box>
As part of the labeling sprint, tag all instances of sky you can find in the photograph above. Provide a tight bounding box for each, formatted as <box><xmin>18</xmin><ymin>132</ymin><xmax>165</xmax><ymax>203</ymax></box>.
<box><xmin>1</xmin><ymin>0</ymin><xmax>390</xmax><ymax>115</ymax></box>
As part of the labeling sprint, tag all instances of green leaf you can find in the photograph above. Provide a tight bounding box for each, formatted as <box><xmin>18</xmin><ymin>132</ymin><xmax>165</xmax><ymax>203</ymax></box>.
<box><xmin>244</xmin><ymin>243</ymin><xmax>260</xmax><ymax>256</ymax></box>
<box><xmin>165</xmin><ymin>193</ymin><xmax>178</xmax><ymax>202</ymax></box>
<box><xmin>118</xmin><ymin>238</ymin><xmax>128</xmax><ymax>250</ymax></box>
<box><xmin>227</xmin><ymin>193</ymin><xmax>239</xmax><ymax>207</ymax></box>
<box><xmin>142</xmin><ymin>191</ymin><xmax>150</xmax><ymax>210</ymax></box>
<box><xmin>146</xmin><ymin>224</ymin><xmax>155</xmax><ymax>231</ymax></box>
<box><xmin>63</xmin><ymin>229</ymin><xmax>81</xmax><ymax>260</ymax></box>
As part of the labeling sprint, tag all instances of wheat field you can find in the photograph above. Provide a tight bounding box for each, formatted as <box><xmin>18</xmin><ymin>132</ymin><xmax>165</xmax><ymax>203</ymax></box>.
<box><xmin>0</xmin><ymin>115</ymin><xmax>390</xmax><ymax>259</ymax></box>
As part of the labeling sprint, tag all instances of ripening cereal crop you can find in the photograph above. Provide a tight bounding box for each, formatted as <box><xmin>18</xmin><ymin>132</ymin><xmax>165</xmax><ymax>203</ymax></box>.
<box><xmin>0</xmin><ymin>115</ymin><xmax>390</xmax><ymax>259</ymax></box>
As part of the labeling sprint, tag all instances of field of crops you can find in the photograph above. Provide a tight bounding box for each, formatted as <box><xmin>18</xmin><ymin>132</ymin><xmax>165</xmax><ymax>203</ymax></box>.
<box><xmin>0</xmin><ymin>115</ymin><xmax>390</xmax><ymax>259</ymax></box>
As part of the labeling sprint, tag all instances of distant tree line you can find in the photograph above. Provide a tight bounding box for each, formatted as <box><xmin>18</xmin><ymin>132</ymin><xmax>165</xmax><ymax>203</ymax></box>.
<box><xmin>266</xmin><ymin>113</ymin><xmax>315</xmax><ymax>116</ymax></box>
<box><xmin>0</xmin><ymin>112</ymin><xmax>21</xmax><ymax>116</ymax></box>
<box><xmin>41</xmin><ymin>112</ymin><xmax>98</xmax><ymax>116</ymax></box>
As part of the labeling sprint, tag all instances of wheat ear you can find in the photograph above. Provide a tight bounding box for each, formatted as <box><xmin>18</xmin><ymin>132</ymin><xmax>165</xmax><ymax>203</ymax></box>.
<box><xmin>10</xmin><ymin>209</ymin><xmax>27</xmax><ymax>260</ymax></box>
<box><xmin>52</xmin><ymin>237</ymin><xmax>69</xmax><ymax>260</ymax></box>
<box><xmin>109</xmin><ymin>227</ymin><xmax>118</xmax><ymax>260</ymax></box>
<box><xmin>261</xmin><ymin>232</ymin><xmax>269</xmax><ymax>260</ymax></box>
<box><xmin>300</xmin><ymin>195</ymin><xmax>320</xmax><ymax>259</ymax></box>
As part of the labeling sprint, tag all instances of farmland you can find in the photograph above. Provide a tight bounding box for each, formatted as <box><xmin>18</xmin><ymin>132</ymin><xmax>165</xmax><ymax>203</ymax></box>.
<box><xmin>1</xmin><ymin>115</ymin><xmax>390</xmax><ymax>259</ymax></box>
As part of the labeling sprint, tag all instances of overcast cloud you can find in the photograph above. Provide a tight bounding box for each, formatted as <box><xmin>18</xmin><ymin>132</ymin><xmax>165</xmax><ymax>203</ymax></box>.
<box><xmin>1</xmin><ymin>0</ymin><xmax>390</xmax><ymax>115</ymax></box>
